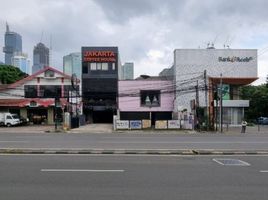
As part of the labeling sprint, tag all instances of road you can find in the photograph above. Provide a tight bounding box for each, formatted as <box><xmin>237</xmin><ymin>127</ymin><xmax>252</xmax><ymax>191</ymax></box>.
<box><xmin>0</xmin><ymin>132</ymin><xmax>268</xmax><ymax>150</ymax></box>
<box><xmin>0</xmin><ymin>154</ymin><xmax>268</xmax><ymax>200</ymax></box>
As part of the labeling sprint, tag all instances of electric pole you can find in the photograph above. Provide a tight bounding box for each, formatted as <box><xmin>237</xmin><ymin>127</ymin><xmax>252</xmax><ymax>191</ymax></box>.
<box><xmin>219</xmin><ymin>73</ymin><xmax>223</xmax><ymax>133</ymax></box>
<box><xmin>204</xmin><ymin>70</ymin><xmax>208</xmax><ymax>130</ymax></box>
<box><xmin>195</xmin><ymin>80</ymin><xmax>199</xmax><ymax>130</ymax></box>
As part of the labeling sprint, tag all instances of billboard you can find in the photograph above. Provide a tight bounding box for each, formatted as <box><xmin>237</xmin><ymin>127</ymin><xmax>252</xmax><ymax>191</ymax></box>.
<box><xmin>142</xmin><ymin>120</ymin><xmax>151</xmax><ymax>129</ymax></box>
<box><xmin>130</xmin><ymin>120</ymin><xmax>142</xmax><ymax>129</ymax></box>
<box><xmin>168</xmin><ymin>120</ymin><xmax>180</xmax><ymax>129</ymax></box>
<box><xmin>116</xmin><ymin>120</ymin><xmax>129</xmax><ymax>129</ymax></box>
<box><xmin>155</xmin><ymin>120</ymin><xmax>168</xmax><ymax>129</ymax></box>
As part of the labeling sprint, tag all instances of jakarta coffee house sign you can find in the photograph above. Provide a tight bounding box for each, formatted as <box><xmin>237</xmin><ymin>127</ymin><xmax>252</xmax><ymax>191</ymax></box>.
<box><xmin>83</xmin><ymin>51</ymin><xmax>116</xmax><ymax>62</ymax></box>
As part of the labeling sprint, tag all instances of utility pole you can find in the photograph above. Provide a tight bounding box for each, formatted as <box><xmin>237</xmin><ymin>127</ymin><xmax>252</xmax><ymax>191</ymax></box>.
<box><xmin>195</xmin><ymin>80</ymin><xmax>199</xmax><ymax>130</ymax></box>
<box><xmin>204</xmin><ymin>70</ymin><xmax>209</xmax><ymax>130</ymax></box>
<box><xmin>219</xmin><ymin>73</ymin><xmax>223</xmax><ymax>133</ymax></box>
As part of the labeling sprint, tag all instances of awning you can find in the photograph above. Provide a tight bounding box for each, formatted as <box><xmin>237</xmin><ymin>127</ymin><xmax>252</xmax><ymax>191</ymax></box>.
<box><xmin>209</xmin><ymin>77</ymin><xmax>258</xmax><ymax>85</ymax></box>
<box><xmin>0</xmin><ymin>98</ymin><xmax>68</xmax><ymax>107</ymax></box>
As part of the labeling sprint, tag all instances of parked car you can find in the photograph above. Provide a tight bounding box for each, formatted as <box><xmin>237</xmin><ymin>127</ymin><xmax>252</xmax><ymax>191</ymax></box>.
<box><xmin>0</xmin><ymin>112</ymin><xmax>21</xmax><ymax>127</ymax></box>
<box><xmin>19</xmin><ymin>116</ymin><xmax>29</xmax><ymax>125</ymax></box>
<box><xmin>257</xmin><ymin>117</ymin><xmax>268</xmax><ymax>125</ymax></box>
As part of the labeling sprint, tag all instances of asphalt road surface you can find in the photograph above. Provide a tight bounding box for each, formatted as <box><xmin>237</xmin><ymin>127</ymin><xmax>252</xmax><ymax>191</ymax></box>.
<box><xmin>0</xmin><ymin>132</ymin><xmax>268</xmax><ymax>150</ymax></box>
<box><xmin>0</xmin><ymin>154</ymin><xmax>268</xmax><ymax>200</ymax></box>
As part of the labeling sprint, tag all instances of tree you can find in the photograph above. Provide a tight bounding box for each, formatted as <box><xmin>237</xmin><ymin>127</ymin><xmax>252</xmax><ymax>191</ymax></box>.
<box><xmin>240</xmin><ymin>84</ymin><xmax>268</xmax><ymax>121</ymax></box>
<box><xmin>0</xmin><ymin>65</ymin><xmax>28</xmax><ymax>84</ymax></box>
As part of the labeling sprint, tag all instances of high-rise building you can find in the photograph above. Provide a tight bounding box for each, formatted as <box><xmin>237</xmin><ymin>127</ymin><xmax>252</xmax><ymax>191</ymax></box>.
<box><xmin>3</xmin><ymin>23</ymin><xmax>22</xmax><ymax>65</ymax></box>
<box><xmin>63</xmin><ymin>52</ymin><xmax>81</xmax><ymax>78</ymax></box>
<box><xmin>11</xmin><ymin>52</ymin><xmax>31</xmax><ymax>74</ymax></box>
<box><xmin>32</xmin><ymin>42</ymin><xmax>49</xmax><ymax>74</ymax></box>
<box><xmin>120</xmin><ymin>62</ymin><xmax>134</xmax><ymax>80</ymax></box>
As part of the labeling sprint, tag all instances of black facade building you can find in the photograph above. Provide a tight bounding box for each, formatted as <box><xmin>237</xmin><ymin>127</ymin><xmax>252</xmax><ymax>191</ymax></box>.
<box><xmin>82</xmin><ymin>47</ymin><xmax>119</xmax><ymax>123</ymax></box>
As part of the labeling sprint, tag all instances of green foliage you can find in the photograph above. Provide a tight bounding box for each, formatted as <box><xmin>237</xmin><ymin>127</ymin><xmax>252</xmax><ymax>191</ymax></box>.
<box><xmin>240</xmin><ymin>84</ymin><xmax>268</xmax><ymax>120</ymax></box>
<box><xmin>0</xmin><ymin>65</ymin><xmax>28</xmax><ymax>84</ymax></box>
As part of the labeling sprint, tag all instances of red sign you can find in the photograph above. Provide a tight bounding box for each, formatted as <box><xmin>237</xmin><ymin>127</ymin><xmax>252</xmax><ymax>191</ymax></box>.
<box><xmin>83</xmin><ymin>51</ymin><xmax>116</xmax><ymax>62</ymax></box>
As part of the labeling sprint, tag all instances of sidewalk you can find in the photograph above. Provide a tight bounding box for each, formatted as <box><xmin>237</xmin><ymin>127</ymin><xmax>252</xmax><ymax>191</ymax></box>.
<box><xmin>0</xmin><ymin>124</ymin><xmax>267</xmax><ymax>134</ymax></box>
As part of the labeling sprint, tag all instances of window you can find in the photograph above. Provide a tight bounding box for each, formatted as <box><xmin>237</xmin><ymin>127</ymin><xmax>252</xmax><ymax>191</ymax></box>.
<box><xmin>102</xmin><ymin>63</ymin><xmax>108</xmax><ymax>70</ymax></box>
<box><xmin>44</xmin><ymin>70</ymin><xmax>55</xmax><ymax>78</ymax></box>
<box><xmin>112</xmin><ymin>63</ymin><xmax>115</xmax><ymax>70</ymax></box>
<box><xmin>82</xmin><ymin>65</ymin><xmax>88</xmax><ymax>74</ymax></box>
<box><xmin>40</xmin><ymin>85</ymin><xmax>61</xmax><ymax>98</ymax></box>
<box><xmin>97</xmin><ymin>63</ymin><xmax>102</xmax><ymax>70</ymax></box>
<box><xmin>90</xmin><ymin>63</ymin><xmax>97</xmax><ymax>70</ymax></box>
<box><xmin>140</xmin><ymin>90</ymin><xmax>160</xmax><ymax>107</ymax></box>
<box><xmin>24</xmin><ymin>85</ymin><xmax>38</xmax><ymax>98</ymax></box>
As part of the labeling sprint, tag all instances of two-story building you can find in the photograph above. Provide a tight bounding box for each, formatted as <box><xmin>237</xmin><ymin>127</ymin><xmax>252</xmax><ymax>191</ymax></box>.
<box><xmin>0</xmin><ymin>66</ymin><xmax>81</xmax><ymax>124</ymax></box>
<box><xmin>118</xmin><ymin>76</ymin><xmax>174</xmax><ymax>125</ymax></box>
<box><xmin>173</xmin><ymin>48</ymin><xmax>258</xmax><ymax>126</ymax></box>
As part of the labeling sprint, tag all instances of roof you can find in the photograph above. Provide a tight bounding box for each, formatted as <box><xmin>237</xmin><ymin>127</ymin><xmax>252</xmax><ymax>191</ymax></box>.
<box><xmin>135</xmin><ymin>75</ymin><xmax>170</xmax><ymax>81</ymax></box>
<box><xmin>0</xmin><ymin>66</ymin><xmax>79</xmax><ymax>91</ymax></box>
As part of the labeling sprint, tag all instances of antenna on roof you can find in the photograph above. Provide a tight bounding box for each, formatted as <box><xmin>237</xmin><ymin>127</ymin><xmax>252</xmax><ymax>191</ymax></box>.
<box><xmin>40</xmin><ymin>31</ymin><xmax>44</xmax><ymax>43</ymax></box>
<box><xmin>6</xmin><ymin>22</ymin><xmax>9</xmax><ymax>32</ymax></box>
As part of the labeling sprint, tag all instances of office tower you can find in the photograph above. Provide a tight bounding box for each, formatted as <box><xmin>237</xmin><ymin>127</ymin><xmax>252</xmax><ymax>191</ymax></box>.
<box><xmin>121</xmin><ymin>62</ymin><xmax>134</xmax><ymax>80</ymax></box>
<box><xmin>11</xmin><ymin>52</ymin><xmax>31</xmax><ymax>74</ymax></box>
<box><xmin>63</xmin><ymin>52</ymin><xmax>81</xmax><ymax>78</ymax></box>
<box><xmin>3</xmin><ymin>23</ymin><xmax>22</xmax><ymax>65</ymax></box>
<box><xmin>32</xmin><ymin>42</ymin><xmax>49</xmax><ymax>73</ymax></box>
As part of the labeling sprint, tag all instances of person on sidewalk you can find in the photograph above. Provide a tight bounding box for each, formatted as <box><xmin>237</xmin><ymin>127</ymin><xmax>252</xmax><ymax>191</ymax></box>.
<box><xmin>241</xmin><ymin>120</ymin><xmax>247</xmax><ymax>133</ymax></box>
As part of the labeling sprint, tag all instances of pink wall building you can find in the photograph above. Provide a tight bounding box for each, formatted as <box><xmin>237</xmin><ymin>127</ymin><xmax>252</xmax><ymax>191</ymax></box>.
<box><xmin>118</xmin><ymin>79</ymin><xmax>174</xmax><ymax>124</ymax></box>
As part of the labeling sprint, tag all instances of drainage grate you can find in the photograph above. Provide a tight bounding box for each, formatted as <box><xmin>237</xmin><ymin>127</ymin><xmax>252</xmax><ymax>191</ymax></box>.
<box><xmin>213</xmin><ymin>158</ymin><xmax>250</xmax><ymax>166</ymax></box>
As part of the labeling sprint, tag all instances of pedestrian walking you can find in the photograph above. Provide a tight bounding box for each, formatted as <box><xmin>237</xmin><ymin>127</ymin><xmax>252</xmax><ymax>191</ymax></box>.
<box><xmin>241</xmin><ymin>120</ymin><xmax>247</xmax><ymax>133</ymax></box>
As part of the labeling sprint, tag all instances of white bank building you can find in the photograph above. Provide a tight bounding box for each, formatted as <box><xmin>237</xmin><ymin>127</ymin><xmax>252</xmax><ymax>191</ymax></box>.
<box><xmin>173</xmin><ymin>48</ymin><xmax>258</xmax><ymax>126</ymax></box>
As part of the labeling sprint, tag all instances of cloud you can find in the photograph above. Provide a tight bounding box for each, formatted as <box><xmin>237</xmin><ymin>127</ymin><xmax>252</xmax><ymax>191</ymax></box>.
<box><xmin>0</xmin><ymin>0</ymin><xmax>268</xmax><ymax>82</ymax></box>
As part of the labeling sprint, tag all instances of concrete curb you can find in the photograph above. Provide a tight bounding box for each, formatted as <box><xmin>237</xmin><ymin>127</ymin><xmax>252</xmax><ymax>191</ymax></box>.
<box><xmin>1</xmin><ymin>148</ymin><xmax>268</xmax><ymax>155</ymax></box>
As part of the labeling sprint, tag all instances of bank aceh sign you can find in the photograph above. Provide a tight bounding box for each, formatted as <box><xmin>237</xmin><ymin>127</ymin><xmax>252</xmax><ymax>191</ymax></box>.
<box><xmin>218</xmin><ymin>56</ymin><xmax>253</xmax><ymax>62</ymax></box>
<box><xmin>83</xmin><ymin>51</ymin><xmax>116</xmax><ymax>62</ymax></box>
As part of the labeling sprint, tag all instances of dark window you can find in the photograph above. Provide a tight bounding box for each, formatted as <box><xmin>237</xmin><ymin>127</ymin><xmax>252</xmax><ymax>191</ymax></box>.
<box><xmin>44</xmin><ymin>70</ymin><xmax>55</xmax><ymax>78</ymax></box>
<box><xmin>140</xmin><ymin>90</ymin><xmax>160</xmax><ymax>107</ymax></box>
<box><xmin>40</xmin><ymin>85</ymin><xmax>61</xmax><ymax>98</ymax></box>
<box><xmin>24</xmin><ymin>85</ymin><xmax>38</xmax><ymax>98</ymax></box>
<box><xmin>82</xmin><ymin>65</ymin><xmax>88</xmax><ymax>74</ymax></box>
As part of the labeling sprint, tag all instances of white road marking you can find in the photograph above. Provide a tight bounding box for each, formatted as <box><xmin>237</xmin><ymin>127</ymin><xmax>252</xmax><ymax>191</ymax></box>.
<box><xmin>41</xmin><ymin>169</ymin><xmax>125</xmax><ymax>172</ymax></box>
<box><xmin>260</xmin><ymin>170</ymin><xmax>268</xmax><ymax>173</ymax></box>
<box><xmin>100</xmin><ymin>141</ymin><xmax>268</xmax><ymax>144</ymax></box>
<box><xmin>212</xmin><ymin>158</ymin><xmax>250</xmax><ymax>166</ymax></box>
<box><xmin>0</xmin><ymin>141</ymin><xmax>28</xmax><ymax>143</ymax></box>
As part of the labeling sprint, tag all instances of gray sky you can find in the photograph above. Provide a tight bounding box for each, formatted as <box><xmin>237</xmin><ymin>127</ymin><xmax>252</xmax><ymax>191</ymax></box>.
<box><xmin>0</xmin><ymin>0</ymin><xmax>268</xmax><ymax>84</ymax></box>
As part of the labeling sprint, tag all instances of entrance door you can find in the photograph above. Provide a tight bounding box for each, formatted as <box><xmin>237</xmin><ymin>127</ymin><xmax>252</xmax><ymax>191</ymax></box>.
<box><xmin>27</xmin><ymin>108</ymin><xmax>48</xmax><ymax>124</ymax></box>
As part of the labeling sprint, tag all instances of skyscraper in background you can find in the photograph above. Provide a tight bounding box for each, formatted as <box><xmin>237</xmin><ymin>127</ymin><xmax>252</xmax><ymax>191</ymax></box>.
<box><xmin>121</xmin><ymin>62</ymin><xmax>134</xmax><ymax>80</ymax></box>
<box><xmin>3</xmin><ymin>23</ymin><xmax>22</xmax><ymax>65</ymax></box>
<box><xmin>63</xmin><ymin>52</ymin><xmax>81</xmax><ymax>78</ymax></box>
<box><xmin>32</xmin><ymin>42</ymin><xmax>49</xmax><ymax>74</ymax></box>
<box><xmin>11</xmin><ymin>52</ymin><xmax>31</xmax><ymax>74</ymax></box>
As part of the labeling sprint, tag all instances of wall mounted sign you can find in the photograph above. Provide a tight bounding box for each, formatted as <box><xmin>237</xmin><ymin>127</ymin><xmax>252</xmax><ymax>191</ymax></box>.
<box><xmin>218</xmin><ymin>56</ymin><xmax>253</xmax><ymax>62</ymax></box>
<box><xmin>83</xmin><ymin>51</ymin><xmax>116</xmax><ymax>62</ymax></box>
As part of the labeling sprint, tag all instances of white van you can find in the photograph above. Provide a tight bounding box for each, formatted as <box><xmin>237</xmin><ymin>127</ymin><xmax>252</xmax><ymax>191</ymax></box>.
<box><xmin>0</xmin><ymin>113</ymin><xmax>21</xmax><ymax>127</ymax></box>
